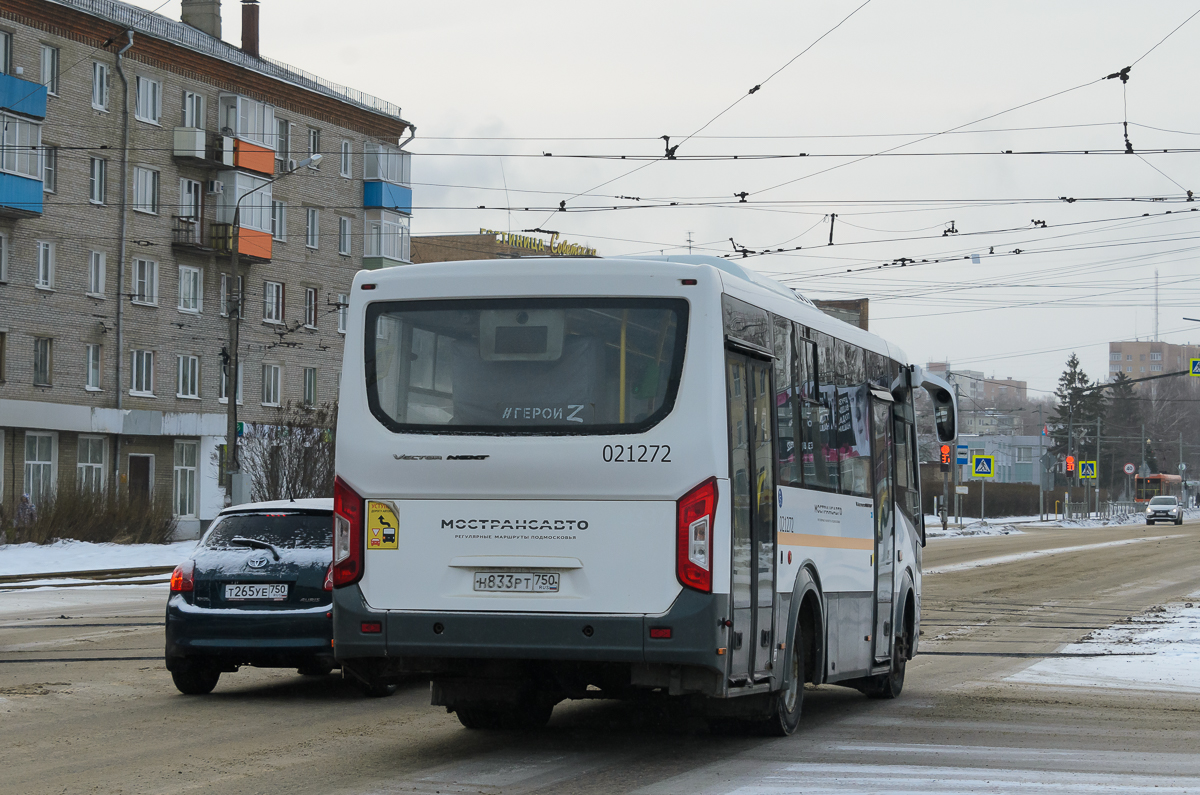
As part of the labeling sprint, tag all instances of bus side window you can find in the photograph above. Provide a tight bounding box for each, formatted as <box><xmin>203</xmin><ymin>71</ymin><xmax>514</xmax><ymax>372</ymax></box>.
<box><xmin>772</xmin><ymin>314</ymin><xmax>801</xmax><ymax>487</ymax></box>
<box><xmin>810</xmin><ymin>331</ymin><xmax>840</xmax><ymax>492</ymax></box>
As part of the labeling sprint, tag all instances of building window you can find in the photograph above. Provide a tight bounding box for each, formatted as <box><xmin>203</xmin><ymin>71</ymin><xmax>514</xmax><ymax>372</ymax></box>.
<box><xmin>304</xmin><ymin>287</ymin><xmax>317</xmax><ymax>328</ymax></box>
<box><xmin>0</xmin><ymin>31</ymin><xmax>10</xmax><ymax>75</ymax></box>
<box><xmin>1127</xmin><ymin>354</ymin><xmax>1133</xmax><ymax>361</ymax></box>
<box><xmin>0</xmin><ymin>231</ymin><xmax>7</xmax><ymax>281</ymax></box>
<box><xmin>133</xmin><ymin>259</ymin><xmax>157</xmax><ymax>305</ymax></box>
<box><xmin>263</xmin><ymin>280</ymin><xmax>283</xmax><ymax>323</ymax></box>
<box><xmin>92</xmin><ymin>62</ymin><xmax>109</xmax><ymax>110</ymax></box>
<box><xmin>340</xmin><ymin>140</ymin><xmax>351</xmax><ymax>176</ymax></box>
<box><xmin>220</xmin><ymin>362</ymin><xmax>242</xmax><ymax>404</ymax></box>
<box><xmin>135</xmin><ymin>76</ymin><xmax>162</xmax><ymax>123</ymax></box>
<box><xmin>42</xmin><ymin>146</ymin><xmax>57</xmax><ymax>193</ymax></box>
<box><xmin>339</xmin><ymin>216</ymin><xmax>351</xmax><ymax>255</ymax></box>
<box><xmin>1150</xmin><ymin>352</ymin><xmax>1162</xmax><ymax>361</ymax></box>
<box><xmin>174</xmin><ymin>441</ymin><xmax>198</xmax><ymax>518</ymax></box>
<box><xmin>1151</xmin><ymin>363</ymin><xmax>1163</xmax><ymax>372</ymax></box>
<box><xmin>1110</xmin><ymin>363</ymin><xmax>1121</xmax><ymax>372</ymax></box>
<box><xmin>130</xmin><ymin>349</ymin><xmax>154</xmax><ymax>395</ymax></box>
<box><xmin>365</xmin><ymin>210</ymin><xmax>411</xmax><ymax>262</ymax></box>
<box><xmin>1017</xmin><ymin>447</ymin><xmax>1032</xmax><ymax>463</ymax></box>
<box><xmin>275</xmin><ymin>118</ymin><xmax>290</xmax><ymax>163</ymax></box>
<box><xmin>308</xmin><ymin>128</ymin><xmax>320</xmax><ymax>163</ymax></box>
<box><xmin>364</xmin><ymin>141</ymin><xmax>411</xmax><ymax>185</ymax></box>
<box><xmin>133</xmin><ymin>167</ymin><xmax>159</xmax><ymax>213</ymax></box>
<box><xmin>1127</xmin><ymin>366</ymin><xmax>1132</xmax><ymax>372</ymax></box>
<box><xmin>181</xmin><ymin>90</ymin><xmax>205</xmax><ymax>128</ymax></box>
<box><xmin>85</xmin><ymin>343</ymin><xmax>101</xmax><ymax>390</ymax></box>
<box><xmin>303</xmin><ymin>367</ymin><xmax>317</xmax><ymax>406</ymax></box>
<box><xmin>25</xmin><ymin>432</ymin><xmax>55</xmax><ymax>500</ymax></box>
<box><xmin>40</xmin><ymin>45</ymin><xmax>60</xmax><ymax>95</ymax></box>
<box><xmin>89</xmin><ymin>158</ymin><xmax>107</xmax><ymax>204</ymax></box>
<box><xmin>337</xmin><ymin>293</ymin><xmax>348</xmax><ymax>334</ymax></box>
<box><xmin>1</xmin><ymin>112</ymin><xmax>42</xmax><ymax>179</ymax></box>
<box><xmin>220</xmin><ymin>273</ymin><xmax>243</xmax><ymax>317</ymax></box>
<box><xmin>271</xmin><ymin>199</ymin><xmax>286</xmax><ymax>241</ymax></box>
<box><xmin>1110</xmin><ymin>352</ymin><xmax>1122</xmax><ymax>361</ymax></box>
<box><xmin>306</xmin><ymin>208</ymin><xmax>319</xmax><ymax>248</ymax></box>
<box><xmin>180</xmin><ymin>178</ymin><xmax>202</xmax><ymax>219</ymax></box>
<box><xmin>177</xmin><ymin>354</ymin><xmax>199</xmax><ymax>398</ymax></box>
<box><xmin>33</xmin><ymin>337</ymin><xmax>52</xmax><ymax>385</ymax></box>
<box><xmin>78</xmin><ymin>436</ymin><xmax>105</xmax><ymax>492</ymax></box>
<box><xmin>35</xmin><ymin>241</ymin><xmax>54</xmax><ymax>288</ymax></box>
<box><xmin>262</xmin><ymin>363</ymin><xmax>281</xmax><ymax>406</ymax></box>
<box><xmin>178</xmin><ymin>265</ymin><xmax>202</xmax><ymax>312</ymax></box>
<box><xmin>219</xmin><ymin>94</ymin><xmax>275</xmax><ymax>146</ymax></box>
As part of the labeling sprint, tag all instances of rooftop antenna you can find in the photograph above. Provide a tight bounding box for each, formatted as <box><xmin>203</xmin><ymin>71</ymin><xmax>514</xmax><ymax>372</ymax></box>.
<box><xmin>1155</xmin><ymin>269</ymin><xmax>1160</xmax><ymax>341</ymax></box>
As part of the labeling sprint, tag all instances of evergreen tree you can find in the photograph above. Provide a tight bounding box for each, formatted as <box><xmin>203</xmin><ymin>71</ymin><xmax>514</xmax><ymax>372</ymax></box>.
<box><xmin>1102</xmin><ymin>372</ymin><xmax>1153</xmax><ymax>495</ymax></box>
<box><xmin>1048</xmin><ymin>354</ymin><xmax>1108</xmax><ymax>484</ymax></box>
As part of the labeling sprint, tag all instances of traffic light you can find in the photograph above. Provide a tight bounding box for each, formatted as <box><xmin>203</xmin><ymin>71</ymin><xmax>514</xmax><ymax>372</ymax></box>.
<box><xmin>1066</xmin><ymin>455</ymin><xmax>1075</xmax><ymax>473</ymax></box>
<box><xmin>940</xmin><ymin>444</ymin><xmax>951</xmax><ymax>472</ymax></box>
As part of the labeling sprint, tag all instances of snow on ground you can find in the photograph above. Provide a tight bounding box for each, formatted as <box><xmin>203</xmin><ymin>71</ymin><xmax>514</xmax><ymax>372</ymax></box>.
<box><xmin>924</xmin><ymin>535</ymin><xmax>1184</xmax><ymax>576</ymax></box>
<box><xmin>1007</xmin><ymin>593</ymin><xmax>1200</xmax><ymax>694</ymax></box>
<box><xmin>0</xmin><ymin>539</ymin><xmax>197</xmax><ymax>577</ymax></box>
<box><xmin>925</xmin><ymin>519</ymin><xmax>1024</xmax><ymax>539</ymax></box>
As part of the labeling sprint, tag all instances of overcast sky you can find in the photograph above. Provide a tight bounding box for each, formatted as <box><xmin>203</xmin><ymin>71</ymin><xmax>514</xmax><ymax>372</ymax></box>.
<box><xmin>133</xmin><ymin>0</ymin><xmax>1200</xmax><ymax>393</ymax></box>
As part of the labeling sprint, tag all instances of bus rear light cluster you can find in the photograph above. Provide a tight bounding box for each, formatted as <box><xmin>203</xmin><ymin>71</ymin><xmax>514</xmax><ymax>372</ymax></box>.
<box><xmin>676</xmin><ymin>477</ymin><xmax>718</xmax><ymax>593</ymax></box>
<box><xmin>332</xmin><ymin>476</ymin><xmax>365</xmax><ymax>588</ymax></box>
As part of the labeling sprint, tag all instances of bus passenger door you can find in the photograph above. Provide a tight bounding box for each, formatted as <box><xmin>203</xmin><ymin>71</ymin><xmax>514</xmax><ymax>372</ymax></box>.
<box><xmin>725</xmin><ymin>351</ymin><xmax>777</xmax><ymax>684</ymax></box>
<box><xmin>871</xmin><ymin>396</ymin><xmax>896</xmax><ymax>662</ymax></box>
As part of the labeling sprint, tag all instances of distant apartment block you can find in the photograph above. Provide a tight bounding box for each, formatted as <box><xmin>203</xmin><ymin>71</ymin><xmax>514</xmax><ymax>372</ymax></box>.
<box><xmin>1107</xmin><ymin>340</ymin><xmax>1200</xmax><ymax>379</ymax></box>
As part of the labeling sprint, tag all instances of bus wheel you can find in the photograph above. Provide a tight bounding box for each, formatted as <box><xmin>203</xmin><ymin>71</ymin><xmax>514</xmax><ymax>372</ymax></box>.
<box><xmin>862</xmin><ymin>630</ymin><xmax>907</xmax><ymax>700</ymax></box>
<box><xmin>761</xmin><ymin>617</ymin><xmax>807</xmax><ymax>736</ymax></box>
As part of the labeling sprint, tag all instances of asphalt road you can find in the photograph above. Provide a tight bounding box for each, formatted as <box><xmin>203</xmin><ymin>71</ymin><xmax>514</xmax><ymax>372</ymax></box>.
<box><xmin>3</xmin><ymin>519</ymin><xmax>1200</xmax><ymax>794</ymax></box>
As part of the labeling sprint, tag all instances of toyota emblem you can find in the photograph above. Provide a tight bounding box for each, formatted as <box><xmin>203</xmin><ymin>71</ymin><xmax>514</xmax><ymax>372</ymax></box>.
<box><xmin>247</xmin><ymin>556</ymin><xmax>269</xmax><ymax>569</ymax></box>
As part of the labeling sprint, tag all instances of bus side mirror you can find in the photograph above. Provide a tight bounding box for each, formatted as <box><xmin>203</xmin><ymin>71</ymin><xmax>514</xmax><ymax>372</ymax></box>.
<box><xmin>932</xmin><ymin>388</ymin><xmax>956</xmax><ymax>443</ymax></box>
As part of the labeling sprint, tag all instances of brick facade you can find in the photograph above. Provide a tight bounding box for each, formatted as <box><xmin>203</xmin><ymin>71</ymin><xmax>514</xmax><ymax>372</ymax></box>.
<box><xmin>0</xmin><ymin>0</ymin><xmax>411</xmax><ymax>532</ymax></box>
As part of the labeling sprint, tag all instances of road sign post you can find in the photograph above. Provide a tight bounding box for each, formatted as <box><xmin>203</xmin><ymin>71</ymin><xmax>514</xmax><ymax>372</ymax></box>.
<box><xmin>971</xmin><ymin>455</ymin><xmax>995</xmax><ymax>522</ymax></box>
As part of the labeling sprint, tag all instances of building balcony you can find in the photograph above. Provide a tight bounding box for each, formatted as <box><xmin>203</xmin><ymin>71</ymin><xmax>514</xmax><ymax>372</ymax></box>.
<box><xmin>171</xmin><ymin>217</ymin><xmax>213</xmax><ymax>251</ymax></box>
<box><xmin>0</xmin><ymin>172</ymin><xmax>43</xmax><ymax>218</ymax></box>
<box><xmin>0</xmin><ymin>72</ymin><xmax>47</xmax><ymax>119</ymax></box>
<box><xmin>364</xmin><ymin>181</ymin><xmax>412</xmax><ymax>215</ymax></box>
<box><xmin>210</xmin><ymin>223</ymin><xmax>272</xmax><ymax>262</ymax></box>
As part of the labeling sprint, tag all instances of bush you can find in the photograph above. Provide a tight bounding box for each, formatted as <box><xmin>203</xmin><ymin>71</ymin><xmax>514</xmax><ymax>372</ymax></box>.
<box><xmin>237</xmin><ymin>402</ymin><xmax>336</xmax><ymax>502</ymax></box>
<box><xmin>3</xmin><ymin>486</ymin><xmax>177</xmax><ymax>545</ymax></box>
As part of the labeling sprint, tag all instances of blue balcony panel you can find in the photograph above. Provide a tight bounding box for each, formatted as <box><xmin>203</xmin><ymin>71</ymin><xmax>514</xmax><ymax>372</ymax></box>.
<box><xmin>0</xmin><ymin>172</ymin><xmax>44</xmax><ymax>218</ymax></box>
<box><xmin>0</xmin><ymin>72</ymin><xmax>48</xmax><ymax>119</ymax></box>
<box><xmin>364</xmin><ymin>181</ymin><xmax>412</xmax><ymax>215</ymax></box>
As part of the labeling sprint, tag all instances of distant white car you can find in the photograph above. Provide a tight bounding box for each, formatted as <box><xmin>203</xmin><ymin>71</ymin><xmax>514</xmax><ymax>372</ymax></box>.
<box><xmin>1145</xmin><ymin>496</ymin><xmax>1183</xmax><ymax>526</ymax></box>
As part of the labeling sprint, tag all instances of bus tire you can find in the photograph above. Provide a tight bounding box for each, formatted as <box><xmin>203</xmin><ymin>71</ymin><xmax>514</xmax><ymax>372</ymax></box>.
<box><xmin>761</xmin><ymin>611</ymin><xmax>810</xmax><ymax>736</ymax></box>
<box><xmin>862</xmin><ymin>627</ymin><xmax>907</xmax><ymax>700</ymax></box>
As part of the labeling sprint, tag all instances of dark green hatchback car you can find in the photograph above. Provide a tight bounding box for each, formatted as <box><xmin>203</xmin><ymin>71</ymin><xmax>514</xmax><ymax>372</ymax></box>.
<box><xmin>165</xmin><ymin>499</ymin><xmax>348</xmax><ymax>695</ymax></box>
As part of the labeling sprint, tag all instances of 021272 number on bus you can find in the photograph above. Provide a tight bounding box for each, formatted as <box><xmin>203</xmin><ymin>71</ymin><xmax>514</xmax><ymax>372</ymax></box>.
<box><xmin>602</xmin><ymin>444</ymin><xmax>671</xmax><ymax>463</ymax></box>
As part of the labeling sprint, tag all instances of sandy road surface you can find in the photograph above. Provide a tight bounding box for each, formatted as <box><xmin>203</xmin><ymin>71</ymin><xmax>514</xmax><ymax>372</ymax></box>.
<box><xmin>2</xmin><ymin>520</ymin><xmax>1199</xmax><ymax>794</ymax></box>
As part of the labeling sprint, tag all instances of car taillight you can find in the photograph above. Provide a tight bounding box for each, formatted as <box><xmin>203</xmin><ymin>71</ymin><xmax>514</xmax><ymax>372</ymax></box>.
<box><xmin>324</xmin><ymin>563</ymin><xmax>334</xmax><ymax>591</ymax></box>
<box><xmin>333</xmin><ymin>476</ymin><xmax>365</xmax><ymax>588</ymax></box>
<box><xmin>677</xmin><ymin>477</ymin><xmax>718</xmax><ymax>593</ymax></box>
<box><xmin>170</xmin><ymin>560</ymin><xmax>195</xmax><ymax>593</ymax></box>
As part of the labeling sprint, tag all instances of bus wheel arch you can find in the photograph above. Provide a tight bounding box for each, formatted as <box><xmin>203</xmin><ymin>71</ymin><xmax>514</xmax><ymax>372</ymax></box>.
<box><xmin>785</xmin><ymin>562</ymin><xmax>825</xmax><ymax>689</ymax></box>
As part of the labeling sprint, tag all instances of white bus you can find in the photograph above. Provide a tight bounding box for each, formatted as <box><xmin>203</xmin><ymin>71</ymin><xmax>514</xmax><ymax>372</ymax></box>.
<box><xmin>332</xmin><ymin>255</ymin><xmax>957</xmax><ymax>734</ymax></box>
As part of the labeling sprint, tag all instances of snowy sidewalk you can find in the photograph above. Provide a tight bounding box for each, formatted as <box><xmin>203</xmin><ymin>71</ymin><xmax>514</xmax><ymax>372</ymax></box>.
<box><xmin>0</xmin><ymin>539</ymin><xmax>197</xmax><ymax>578</ymax></box>
<box><xmin>1007</xmin><ymin>595</ymin><xmax>1200</xmax><ymax>694</ymax></box>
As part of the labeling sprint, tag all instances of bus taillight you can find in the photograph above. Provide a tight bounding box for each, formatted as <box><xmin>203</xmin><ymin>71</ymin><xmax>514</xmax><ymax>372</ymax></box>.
<box><xmin>332</xmin><ymin>476</ymin><xmax>365</xmax><ymax>588</ymax></box>
<box><xmin>677</xmin><ymin>477</ymin><xmax>718</xmax><ymax>593</ymax></box>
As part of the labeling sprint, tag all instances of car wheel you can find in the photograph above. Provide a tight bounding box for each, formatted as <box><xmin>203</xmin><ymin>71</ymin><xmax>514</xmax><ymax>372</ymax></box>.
<box><xmin>1146</xmin><ymin>520</ymin><xmax>1153</xmax><ymax>525</ymax></box>
<box><xmin>172</xmin><ymin>667</ymin><xmax>220</xmax><ymax>695</ymax></box>
<box><xmin>297</xmin><ymin>663</ymin><xmax>334</xmax><ymax>677</ymax></box>
<box><xmin>1176</xmin><ymin>518</ymin><xmax>1183</xmax><ymax>526</ymax></box>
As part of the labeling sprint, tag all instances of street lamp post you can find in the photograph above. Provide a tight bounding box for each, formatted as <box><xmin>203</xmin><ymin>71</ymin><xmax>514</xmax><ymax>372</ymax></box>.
<box><xmin>224</xmin><ymin>154</ymin><xmax>322</xmax><ymax>504</ymax></box>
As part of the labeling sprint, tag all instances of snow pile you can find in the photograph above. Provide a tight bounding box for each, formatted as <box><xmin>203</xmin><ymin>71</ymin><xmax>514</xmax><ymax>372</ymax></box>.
<box><xmin>1007</xmin><ymin>597</ymin><xmax>1200</xmax><ymax>694</ymax></box>
<box><xmin>0</xmin><ymin>539</ymin><xmax>198</xmax><ymax>577</ymax></box>
<box><xmin>926</xmin><ymin>521</ymin><xmax>1024</xmax><ymax>539</ymax></box>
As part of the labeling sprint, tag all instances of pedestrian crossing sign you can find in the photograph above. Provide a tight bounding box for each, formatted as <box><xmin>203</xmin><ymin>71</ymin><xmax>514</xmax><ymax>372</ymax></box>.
<box><xmin>1191</xmin><ymin>358</ymin><xmax>1200</xmax><ymax>376</ymax></box>
<box><xmin>1079</xmin><ymin>461</ymin><xmax>1097</xmax><ymax>479</ymax></box>
<box><xmin>971</xmin><ymin>455</ymin><xmax>995</xmax><ymax>478</ymax></box>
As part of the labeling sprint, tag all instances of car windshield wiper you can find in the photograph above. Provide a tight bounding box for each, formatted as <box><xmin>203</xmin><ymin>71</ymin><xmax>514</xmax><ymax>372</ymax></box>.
<box><xmin>229</xmin><ymin>537</ymin><xmax>282</xmax><ymax>560</ymax></box>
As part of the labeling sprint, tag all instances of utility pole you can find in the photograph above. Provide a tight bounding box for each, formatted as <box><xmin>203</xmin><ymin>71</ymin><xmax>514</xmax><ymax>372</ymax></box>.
<box><xmin>1066</xmin><ymin>394</ymin><xmax>1075</xmax><ymax>513</ymax></box>
<box><xmin>1182</xmin><ymin>432</ymin><xmax>1187</xmax><ymax>507</ymax></box>
<box><xmin>954</xmin><ymin>382</ymin><xmax>962</xmax><ymax>525</ymax></box>
<box><xmin>1096</xmin><ymin>415</ymin><xmax>1102</xmax><ymax>518</ymax></box>
<box><xmin>1037</xmin><ymin>404</ymin><xmax>1045</xmax><ymax>520</ymax></box>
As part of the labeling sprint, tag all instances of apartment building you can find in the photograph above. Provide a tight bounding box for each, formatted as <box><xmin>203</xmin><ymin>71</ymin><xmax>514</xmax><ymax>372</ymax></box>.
<box><xmin>1107</xmin><ymin>340</ymin><xmax>1200</xmax><ymax>379</ymax></box>
<box><xmin>0</xmin><ymin>0</ymin><xmax>412</xmax><ymax>533</ymax></box>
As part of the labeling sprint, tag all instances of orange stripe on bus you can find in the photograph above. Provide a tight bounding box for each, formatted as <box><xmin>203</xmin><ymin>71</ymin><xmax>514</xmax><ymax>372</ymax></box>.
<box><xmin>776</xmin><ymin>533</ymin><xmax>874</xmax><ymax>550</ymax></box>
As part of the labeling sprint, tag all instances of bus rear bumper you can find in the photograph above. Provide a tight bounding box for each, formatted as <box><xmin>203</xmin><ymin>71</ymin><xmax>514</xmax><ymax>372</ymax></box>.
<box><xmin>332</xmin><ymin>585</ymin><xmax>723</xmax><ymax>674</ymax></box>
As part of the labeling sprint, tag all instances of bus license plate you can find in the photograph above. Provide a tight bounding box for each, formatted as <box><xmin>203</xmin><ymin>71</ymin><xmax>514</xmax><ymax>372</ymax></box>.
<box><xmin>473</xmin><ymin>572</ymin><xmax>560</xmax><ymax>593</ymax></box>
<box><xmin>224</xmin><ymin>583</ymin><xmax>288</xmax><ymax>601</ymax></box>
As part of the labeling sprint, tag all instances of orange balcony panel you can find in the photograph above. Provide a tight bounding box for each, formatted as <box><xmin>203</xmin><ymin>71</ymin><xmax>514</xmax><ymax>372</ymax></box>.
<box><xmin>238</xmin><ymin>228</ymin><xmax>272</xmax><ymax>260</ymax></box>
<box><xmin>234</xmin><ymin>139</ymin><xmax>275</xmax><ymax>175</ymax></box>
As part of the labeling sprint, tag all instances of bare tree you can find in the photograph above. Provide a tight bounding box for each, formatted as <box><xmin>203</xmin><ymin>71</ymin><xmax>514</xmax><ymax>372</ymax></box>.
<box><xmin>236</xmin><ymin>402</ymin><xmax>337</xmax><ymax>502</ymax></box>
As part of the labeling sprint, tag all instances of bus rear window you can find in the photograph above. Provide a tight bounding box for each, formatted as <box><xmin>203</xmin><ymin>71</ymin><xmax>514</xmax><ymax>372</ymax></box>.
<box><xmin>365</xmin><ymin>298</ymin><xmax>689</xmax><ymax>435</ymax></box>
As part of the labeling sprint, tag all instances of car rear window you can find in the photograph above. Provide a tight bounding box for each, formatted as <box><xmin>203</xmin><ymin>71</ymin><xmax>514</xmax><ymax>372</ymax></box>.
<box><xmin>1148</xmin><ymin>496</ymin><xmax>1177</xmax><ymax>505</ymax></box>
<box><xmin>203</xmin><ymin>512</ymin><xmax>332</xmax><ymax>550</ymax></box>
<box><xmin>364</xmin><ymin>297</ymin><xmax>689</xmax><ymax>435</ymax></box>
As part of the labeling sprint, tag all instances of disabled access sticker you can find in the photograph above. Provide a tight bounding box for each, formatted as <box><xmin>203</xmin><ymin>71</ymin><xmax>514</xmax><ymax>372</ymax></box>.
<box><xmin>366</xmin><ymin>501</ymin><xmax>398</xmax><ymax>550</ymax></box>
